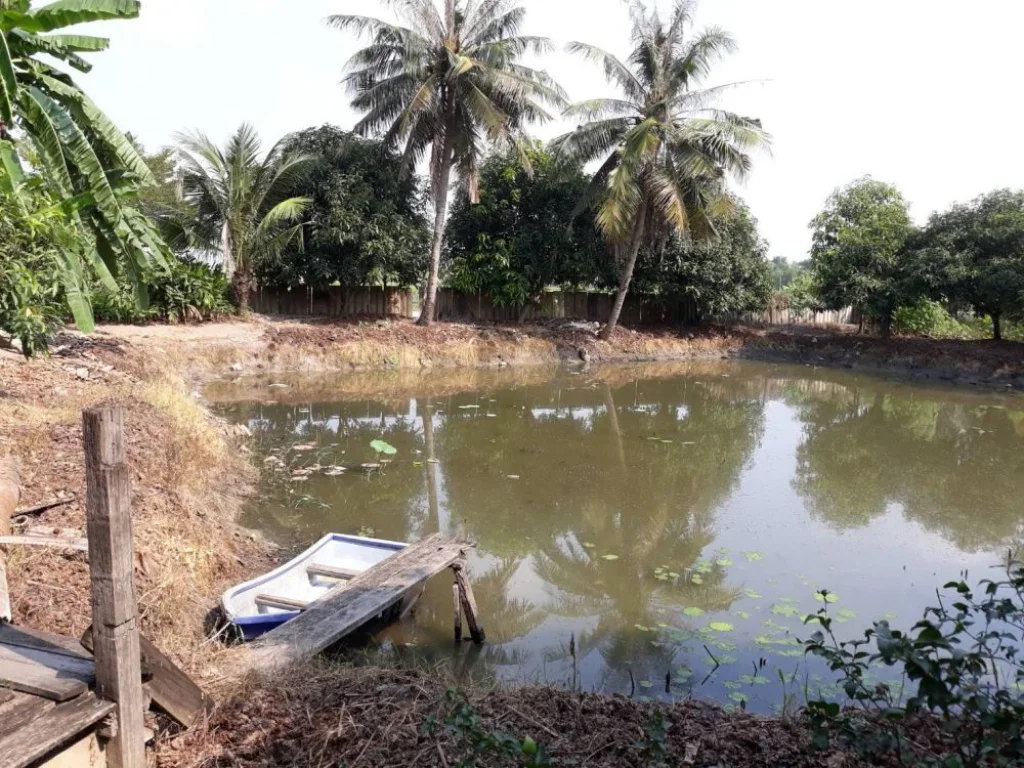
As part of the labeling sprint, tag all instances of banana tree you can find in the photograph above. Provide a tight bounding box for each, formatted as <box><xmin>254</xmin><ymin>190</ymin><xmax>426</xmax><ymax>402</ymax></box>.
<box><xmin>0</xmin><ymin>0</ymin><xmax>169</xmax><ymax>331</ymax></box>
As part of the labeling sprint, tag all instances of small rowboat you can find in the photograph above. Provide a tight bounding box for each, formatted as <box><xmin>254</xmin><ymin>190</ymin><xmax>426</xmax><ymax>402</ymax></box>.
<box><xmin>221</xmin><ymin>533</ymin><xmax>407</xmax><ymax>640</ymax></box>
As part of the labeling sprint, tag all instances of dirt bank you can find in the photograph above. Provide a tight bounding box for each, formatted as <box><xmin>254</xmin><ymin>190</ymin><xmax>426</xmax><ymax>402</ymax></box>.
<box><xmin>0</xmin><ymin>333</ymin><xmax>274</xmax><ymax>678</ymax></box>
<box><xmin>98</xmin><ymin>316</ymin><xmax>1024</xmax><ymax>391</ymax></box>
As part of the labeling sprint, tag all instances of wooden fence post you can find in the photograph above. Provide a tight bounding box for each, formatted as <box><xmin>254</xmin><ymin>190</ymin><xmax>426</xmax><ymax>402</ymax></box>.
<box><xmin>82</xmin><ymin>407</ymin><xmax>146</xmax><ymax>768</ymax></box>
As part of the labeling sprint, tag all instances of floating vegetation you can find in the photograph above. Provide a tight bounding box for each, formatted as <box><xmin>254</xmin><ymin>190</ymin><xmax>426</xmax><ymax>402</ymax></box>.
<box><xmin>694</xmin><ymin>560</ymin><xmax>713</xmax><ymax>575</ymax></box>
<box><xmin>743</xmin><ymin>589</ymin><xmax>762</xmax><ymax>599</ymax></box>
<box><xmin>728</xmin><ymin>692</ymin><xmax>749</xmax><ymax>703</ymax></box>
<box><xmin>601</xmin><ymin>554</ymin><xmax>620</xmax><ymax>561</ymax></box>
<box><xmin>733</xmin><ymin>610</ymin><xmax>751</xmax><ymax>620</ymax></box>
<box><xmin>744</xmin><ymin>551</ymin><xmax>764</xmax><ymax>562</ymax></box>
<box><xmin>716</xmin><ymin>558</ymin><xmax>734</xmax><ymax>567</ymax></box>
<box><xmin>813</xmin><ymin>590</ymin><xmax>839</xmax><ymax>604</ymax></box>
<box><xmin>738</xmin><ymin>674</ymin><xmax>770</xmax><ymax>686</ymax></box>
<box><xmin>682</xmin><ymin>607</ymin><xmax>704</xmax><ymax>617</ymax></box>
<box><xmin>690</xmin><ymin>574</ymin><xmax>704</xmax><ymax>585</ymax></box>
<box><xmin>708</xmin><ymin>622</ymin><xmax>734</xmax><ymax>632</ymax></box>
<box><xmin>370</xmin><ymin>439</ymin><xmax>398</xmax><ymax>456</ymax></box>
<box><xmin>771</xmin><ymin>603</ymin><xmax>800</xmax><ymax>617</ymax></box>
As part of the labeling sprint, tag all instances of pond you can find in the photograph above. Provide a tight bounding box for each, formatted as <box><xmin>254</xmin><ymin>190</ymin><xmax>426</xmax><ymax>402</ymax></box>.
<box><xmin>210</xmin><ymin>360</ymin><xmax>1024</xmax><ymax>713</ymax></box>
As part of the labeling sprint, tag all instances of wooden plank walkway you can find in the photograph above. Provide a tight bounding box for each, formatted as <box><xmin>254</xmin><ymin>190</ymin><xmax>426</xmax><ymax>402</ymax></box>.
<box><xmin>244</xmin><ymin>534</ymin><xmax>473</xmax><ymax>671</ymax></box>
<box><xmin>0</xmin><ymin>691</ymin><xmax>114</xmax><ymax>768</ymax></box>
<box><xmin>0</xmin><ymin>626</ymin><xmax>96</xmax><ymax>702</ymax></box>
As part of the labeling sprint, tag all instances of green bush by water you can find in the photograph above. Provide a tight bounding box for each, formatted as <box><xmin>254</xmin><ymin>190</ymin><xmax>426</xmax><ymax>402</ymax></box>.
<box><xmin>804</xmin><ymin>557</ymin><xmax>1024</xmax><ymax>766</ymax></box>
<box><xmin>92</xmin><ymin>260</ymin><xmax>233</xmax><ymax>324</ymax></box>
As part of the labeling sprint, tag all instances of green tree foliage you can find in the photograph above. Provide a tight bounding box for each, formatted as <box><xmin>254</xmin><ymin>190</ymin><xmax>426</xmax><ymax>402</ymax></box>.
<box><xmin>91</xmin><ymin>258</ymin><xmax>232</xmax><ymax>324</ymax></box>
<box><xmin>913</xmin><ymin>189</ymin><xmax>1024</xmax><ymax>340</ymax></box>
<box><xmin>809</xmin><ymin>177</ymin><xmax>913</xmax><ymax>337</ymax></box>
<box><xmin>631</xmin><ymin>199</ymin><xmax>773</xmax><ymax>320</ymax></box>
<box><xmin>0</xmin><ymin>190</ymin><xmax>75</xmax><ymax>354</ymax></box>
<box><xmin>174</xmin><ymin>124</ymin><xmax>314</xmax><ymax>310</ymax></box>
<box><xmin>0</xmin><ymin>0</ymin><xmax>171</xmax><ymax>336</ymax></box>
<box><xmin>445</xmin><ymin>144</ymin><xmax>604</xmax><ymax>315</ymax></box>
<box><xmin>770</xmin><ymin>257</ymin><xmax>808</xmax><ymax>290</ymax></box>
<box><xmin>331</xmin><ymin>0</ymin><xmax>565</xmax><ymax>325</ymax></box>
<box><xmin>257</xmin><ymin>125</ymin><xmax>427</xmax><ymax>291</ymax></box>
<box><xmin>553</xmin><ymin>0</ymin><xmax>769</xmax><ymax>339</ymax></box>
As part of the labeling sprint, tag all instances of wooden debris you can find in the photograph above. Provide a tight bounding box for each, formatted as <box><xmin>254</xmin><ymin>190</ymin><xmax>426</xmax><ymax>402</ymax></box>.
<box><xmin>0</xmin><ymin>535</ymin><xmax>89</xmax><ymax>551</ymax></box>
<box><xmin>453</xmin><ymin>583</ymin><xmax>463</xmax><ymax>642</ymax></box>
<box><xmin>0</xmin><ymin>642</ymin><xmax>95</xmax><ymax>701</ymax></box>
<box><xmin>306</xmin><ymin>563</ymin><xmax>359</xmax><ymax>581</ymax></box>
<box><xmin>82</xmin><ymin>626</ymin><xmax>211</xmax><ymax>728</ymax></box>
<box><xmin>452</xmin><ymin>562</ymin><xmax>485</xmax><ymax>644</ymax></box>
<box><xmin>0</xmin><ymin>693</ymin><xmax>114</xmax><ymax>768</ymax></box>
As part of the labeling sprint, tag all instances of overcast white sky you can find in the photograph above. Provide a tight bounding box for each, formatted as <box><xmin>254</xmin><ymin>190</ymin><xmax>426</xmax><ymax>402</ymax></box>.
<box><xmin>80</xmin><ymin>0</ymin><xmax>1024</xmax><ymax>260</ymax></box>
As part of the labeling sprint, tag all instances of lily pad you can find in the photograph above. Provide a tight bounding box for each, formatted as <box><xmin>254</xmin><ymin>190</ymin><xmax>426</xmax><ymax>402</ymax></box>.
<box><xmin>716</xmin><ymin>558</ymin><xmax>733</xmax><ymax>567</ymax></box>
<box><xmin>682</xmin><ymin>607</ymin><xmax>705</xmax><ymax>617</ymax></box>
<box><xmin>370</xmin><ymin>439</ymin><xmax>398</xmax><ymax>456</ymax></box>
<box><xmin>743</xmin><ymin>589</ymin><xmax>762</xmax><ymax>599</ymax></box>
<box><xmin>813</xmin><ymin>591</ymin><xmax>839</xmax><ymax>604</ymax></box>
<box><xmin>601</xmin><ymin>554</ymin><xmax>620</xmax><ymax>561</ymax></box>
<box><xmin>708</xmin><ymin>622</ymin><xmax>734</xmax><ymax>632</ymax></box>
<box><xmin>771</xmin><ymin>603</ymin><xmax>800</xmax><ymax>617</ymax></box>
<box><xmin>743</xmin><ymin>551</ymin><xmax>764</xmax><ymax>562</ymax></box>
<box><xmin>690</xmin><ymin>574</ymin><xmax>704</xmax><ymax>585</ymax></box>
<box><xmin>732</xmin><ymin>610</ymin><xmax>750</xmax><ymax>620</ymax></box>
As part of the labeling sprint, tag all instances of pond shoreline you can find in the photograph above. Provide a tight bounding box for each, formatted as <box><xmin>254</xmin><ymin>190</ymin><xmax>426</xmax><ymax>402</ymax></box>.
<box><xmin>99</xmin><ymin>316</ymin><xmax>1024</xmax><ymax>393</ymax></box>
<box><xmin>3</xmin><ymin>320</ymin><xmax>1020</xmax><ymax>766</ymax></box>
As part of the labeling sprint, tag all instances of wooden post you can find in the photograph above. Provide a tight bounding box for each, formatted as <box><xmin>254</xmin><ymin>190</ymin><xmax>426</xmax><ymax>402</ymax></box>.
<box><xmin>452</xmin><ymin>583</ymin><xmax>462</xmax><ymax>642</ymax></box>
<box><xmin>82</xmin><ymin>407</ymin><xmax>146</xmax><ymax>768</ymax></box>
<box><xmin>451</xmin><ymin>562</ymin><xmax>485</xmax><ymax>644</ymax></box>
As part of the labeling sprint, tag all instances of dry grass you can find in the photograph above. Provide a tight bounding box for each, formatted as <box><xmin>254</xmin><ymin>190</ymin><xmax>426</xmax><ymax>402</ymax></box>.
<box><xmin>0</xmin><ymin>341</ymin><xmax>272</xmax><ymax>677</ymax></box>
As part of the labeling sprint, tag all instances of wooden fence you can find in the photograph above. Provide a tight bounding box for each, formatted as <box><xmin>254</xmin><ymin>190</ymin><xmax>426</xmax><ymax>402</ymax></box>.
<box><xmin>252</xmin><ymin>285</ymin><xmax>855</xmax><ymax>329</ymax></box>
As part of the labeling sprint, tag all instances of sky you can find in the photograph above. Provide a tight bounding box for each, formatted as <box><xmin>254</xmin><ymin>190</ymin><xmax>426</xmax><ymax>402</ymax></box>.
<box><xmin>79</xmin><ymin>0</ymin><xmax>1024</xmax><ymax>261</ymax></box>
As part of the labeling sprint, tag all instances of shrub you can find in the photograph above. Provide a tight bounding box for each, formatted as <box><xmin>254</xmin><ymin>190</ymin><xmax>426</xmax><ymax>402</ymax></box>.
<box><xmin>893</xmin><ymin>299</ymin><xmax>965</xmax><ymax>337</ymax></box>
<box><xmin>803</xmin><ymin>557</ymin><xmax>1024</xmax><ymax>766</ymax></box>
<box><xmin>93</xmin><ymin>260</ymin><xmax>233</xmax><ymax>324</ymax></box>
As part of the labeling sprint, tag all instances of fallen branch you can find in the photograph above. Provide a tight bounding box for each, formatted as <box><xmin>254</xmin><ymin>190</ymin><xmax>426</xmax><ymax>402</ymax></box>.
<box><xmin>0</xmin><ymin>534</ymin><xmax>88</xmax><ymax>552</ymax></box>
<box><xmin>14</xmin><ymin>497</ymin><xmax>74</xmax><ymax>517</ymax></box>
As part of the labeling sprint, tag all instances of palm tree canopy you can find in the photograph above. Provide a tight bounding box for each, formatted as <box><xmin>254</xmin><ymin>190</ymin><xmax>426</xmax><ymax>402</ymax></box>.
<box><xmin>0</xmin><ymin>0</ymin><xmax>172</xmax><ymax>330</ymax></box>
<box><xmin>553</xmin><ymin>0</ymin><xmax>770</xmax><ymax>245</ymax></box>
<box><xmin>328</xmin><ymin>0</ymin><xmax>566</xmax><ymax>200</ymax></box>
<box><xmin>173</xmin><ymin>123</ymin><xmax>314</xmax><ymax>276</ymax></box>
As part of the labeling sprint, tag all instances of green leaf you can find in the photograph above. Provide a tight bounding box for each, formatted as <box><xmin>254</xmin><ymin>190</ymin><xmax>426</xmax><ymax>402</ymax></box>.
<box><xmin>813</xmin><ymin>591</ymin><xmax>839</xmax><ymax>604</ymax></box>
<box><xmin>28</xmin><ymin>0</ymin><xmax>140</xmax><ymax>33</ymax></box>
<box><xmin>743</xmin><ymin>551</ymin><xmax>764</xmax><ymax>562</ymax></box>
<box><xmin>0</xmin><ymin>30</ymin><xmax>17</xmax><ymax>122</ymax></box>
<box><xmin>708</xmin><ymin>622</ymin><xmax>734</xmax><ymax>632</ymax></box>
<box><xmin>370</xmin><ymin>439</ymin><xmax>398</xmax><ymax>456</ymax></box>
<box><xmin>56</xmin><ymin>248</ymin><xmax>95</xmax><ymax>332</ymax></box>
<box><xmin>21</xmin><ymin>86</ymin><xmax>73</xmax><ymax>194</ymax></box>
<box><xmin>682</xmin><ymin>607</ymin><xmax>704</xmax><ymax>617</ymax></box>
<box><xmin>0</xmin><ymin>138</ymin><xmax>25</xmax><ymax>197</ymax></box>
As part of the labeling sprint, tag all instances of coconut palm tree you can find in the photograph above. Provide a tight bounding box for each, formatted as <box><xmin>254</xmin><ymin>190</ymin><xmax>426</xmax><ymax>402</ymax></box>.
<box><xmin>328</xmin><ymin>0</ymin><xmax>565</xmax><ymax>325</ymax></box>
<box><xmin>173</xmin><ymin>124</ymin><xmax>314</xmax><ymax>310</ymax></box>
<box><xmin>553</xmin><ymin>0</ymin><xmax>770</xmax><ymax>340</ymax></box>
<box><xmin>0</xmin><ymin>0</ymin><xmax>171</xmax><ymax>330</ymax></box>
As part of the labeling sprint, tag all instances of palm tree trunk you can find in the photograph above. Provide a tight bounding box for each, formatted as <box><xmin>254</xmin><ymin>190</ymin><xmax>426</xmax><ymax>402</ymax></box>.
<box><xmin>600</xmin><ymin>198</ymin><xmax>649</xmax><ymax>341</ymax></box>
<box><xmin>418</xmin><ymin>138</ymin><xmax>455</xmax><ymax>327</ymax></box>
<box><xmin>233</xmin><ymin>264</ymin><xmax>252</xmax><ymax>312</ymax></box>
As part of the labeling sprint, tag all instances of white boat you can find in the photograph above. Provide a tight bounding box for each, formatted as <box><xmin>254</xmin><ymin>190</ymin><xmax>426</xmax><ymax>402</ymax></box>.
<box><xmin>221</xmin><ymin>533</ymin><xmax>407</xmax><ymax>640</ymax></box>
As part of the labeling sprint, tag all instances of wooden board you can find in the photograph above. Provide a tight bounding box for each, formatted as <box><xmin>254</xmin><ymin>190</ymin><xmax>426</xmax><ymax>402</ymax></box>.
<box><xmin>0</xmin><ymin>689</ymin><xmax>54</xmax><ymax>741</ymax></box>
<box><xmin>81</xmin><ymin>626</ymin><xmax>210</xmax><ymax>728</ymax></box>
<box><xmin>0</xmin><ymin>643</ymin><xmax>95</xmax><ymax>701</ymax></box>
<box><xmin>0</xmin><ymin>625</ymin><xmax>93</xmax><ymax>662</ymax></box>
<box><xmin>255</xmin><ymin>594</ymin><xmax>309</xmax><ymax>611</ymax></box>
<box><xmin>0</xmin><ymin>535</ymin><xmax>89</xmax><ymax>552</ymax></box>
<box><xmin>0</xmin><ymin>692</ymin><xmax>114</xmax><ymax>768</ymax></box>
<box><xmin>245</xmin><ymin>534</ymin><xmax>471</xmax><ymax>672</ymax></box>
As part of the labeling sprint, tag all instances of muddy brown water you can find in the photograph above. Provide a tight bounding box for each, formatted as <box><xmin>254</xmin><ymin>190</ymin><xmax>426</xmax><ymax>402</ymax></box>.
<box><xmin>209</xmin><ymin>361</ymin><xmax>1024</xmax><ymax>712</ymax></box>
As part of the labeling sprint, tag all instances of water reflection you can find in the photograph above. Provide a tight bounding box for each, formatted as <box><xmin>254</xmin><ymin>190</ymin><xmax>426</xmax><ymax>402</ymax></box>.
<box><xmin>214</xmin><ymin>362</ymin><xmax>1024</xmax><ymax>710</ymax></box>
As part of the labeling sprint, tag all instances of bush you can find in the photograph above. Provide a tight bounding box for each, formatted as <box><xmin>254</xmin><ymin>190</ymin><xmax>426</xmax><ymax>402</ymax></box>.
<box><xmin>93</xmin><ymin>260</ymin><xmax>233</xmax><ymax>324</ymax></box>
<box><xmin>893</xmin><ymin>300</ymin><xmax>965</xmax><ymax>337</ymax></box>
<box><xmin>804</xmin><ymin>557</ymin><xmax>1024</xmax><ymax>766</ymax></box>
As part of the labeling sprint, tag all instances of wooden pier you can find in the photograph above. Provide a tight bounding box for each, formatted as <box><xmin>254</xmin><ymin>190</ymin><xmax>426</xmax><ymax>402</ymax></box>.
<box><xmin>244</xmin><ymin>533</ymin><xmax>484</xmax><ymax>672</ymax></box>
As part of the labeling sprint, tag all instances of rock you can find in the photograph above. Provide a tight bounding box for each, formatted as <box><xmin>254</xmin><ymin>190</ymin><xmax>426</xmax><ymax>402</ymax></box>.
<box><xmin>75</xmin><ymin>367</ymin><xmax>90</xmax><ymax>380</ymax></box>
<box><xmin>230</xmin><ymin>362</ymin><xmax>243</xmax><ymax>372</ymax></box>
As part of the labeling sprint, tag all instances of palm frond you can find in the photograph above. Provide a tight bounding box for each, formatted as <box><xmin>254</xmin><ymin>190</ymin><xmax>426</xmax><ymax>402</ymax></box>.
<box><xmin>565</xmin><ymin>41</ymin><xmax>644</xmax><ymax>102</ymax></box>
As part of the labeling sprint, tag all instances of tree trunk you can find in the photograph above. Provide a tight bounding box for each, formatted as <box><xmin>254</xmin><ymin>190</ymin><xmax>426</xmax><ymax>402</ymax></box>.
<box><xmin>418</xmin><ymin>133</ymin><xmax>456</xmax><ymax>327</ymax></box>
<box><xmin>878</xmin><ymin>312</ymin><xmax>893</xmax><ymax>339</ymax></box>
<box><xmin>992</xmin><ymin>312</ymin><xmax>1003</xmax><ymax>341</ymax></box>
<box><xmin>600</xmin><ymin>198</ymin><xmax>649</xmax><ymax>341</ymax></box>
<box><xmin>233</xmin><ymin>265</ymin><xmax>252</xmax><ymax>312</ymax></box>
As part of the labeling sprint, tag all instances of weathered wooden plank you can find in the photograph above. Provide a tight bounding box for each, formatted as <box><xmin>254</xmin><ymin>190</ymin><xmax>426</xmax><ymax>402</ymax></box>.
<box><xmin>82</xmin><ymin>407</ymin><xmax>146</xmax><ymax>768</ymax></box>
<box><xmin>82</xmin><ymin>626</ymin><xmax>210</xmax><ymax>728</ymax></box>
<box><xmin>245</xmin><ymin>534</ymin><xmax>472</xmax><ymax>671</ymax></box>
<box><xmin>0</xmin><ymin>644</ymin><xmax>94</xmax><ymax>701</ymax></box>
<box><xmin>0</xmin><ymin>456</ymin><xmax>19</xmax><ymax>623</ymax></box>
<box><xmin>453</xmin><ymin>564</ymin><xmax>486</xmax><ymax>644</ymax></box>
<box><xmin>453</xmin><ymin>583</ymin><xmax>462</xmax><ymax>642</ymax></box>
<box><xmin>0</xmin><ymin>535</ymin><xmax>89</xmax><ymax>552</ymax></box>
<box><xmin>0</xmin><ymin>690</ymin><xmax>54</xmax><ymax>741</ymax></box>
<box><xmin>306</xmin><ymin>563</ymin><xmax>358</xmax><ymax>581</ymax></box>
<box><xmin>0</xmin><ymin>625</ymin><xmax>92</xmax><ymax>662</ymax></box>
<box><xmin>0</xmin><ymin>692</ymin><xmax>115</xmax><ymax>768</ymax></box>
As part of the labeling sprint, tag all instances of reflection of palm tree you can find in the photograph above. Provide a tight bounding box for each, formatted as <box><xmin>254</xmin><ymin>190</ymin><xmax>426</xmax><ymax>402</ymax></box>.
<box><xmin>421</xmin><ymin>399</ymin><xmax>441</xmax><ymax>533</ymax></box>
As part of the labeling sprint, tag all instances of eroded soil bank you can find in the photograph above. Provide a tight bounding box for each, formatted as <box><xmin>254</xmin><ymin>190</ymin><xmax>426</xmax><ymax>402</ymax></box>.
<box><xmin>103</xmin><ymin>316</ymin><xmax>1024</xmax><ymax>390</ymax></box>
